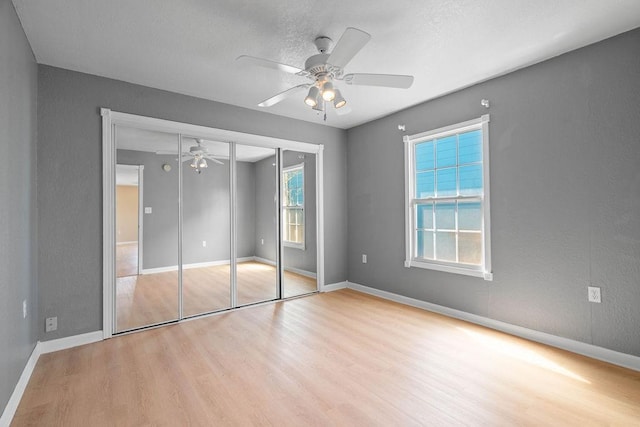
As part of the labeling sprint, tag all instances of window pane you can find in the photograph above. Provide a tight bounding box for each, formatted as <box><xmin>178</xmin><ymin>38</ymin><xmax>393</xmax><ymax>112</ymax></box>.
<box><xmin>435</xmin><ymin>202</ymin><xmax>455</xmax><ymax>230</ymax></box>
<box><xmin>416</xmin><ymin>203</ymin><xmax>433</xmax><ymax>229</ymax></box>
<box><xmin>436</xmin><ymin>168</ymin><xmax>456</xmax><ymax>196</ymax></box>
<box><xmin>436</xmin><ymin>135</ymin><xmax>457</xmax><ymax>168</ymax></box>
<box><xmin>459</xmin><ymin>164</ymin><xmax>483</xmax><ymax>196</ymax></box>
<box><xmin>416</xmin><ymin>171</ymin><xmax>435</xmax><ymax>198</ymax></box>
<box><xmin>435</xmin><ymin>231</ymin><xmax>456</xmax><ymax>262</ymax></box>
<box><xmin>459</xmin><ymin>233</ymin><xmax>482</xmax><ymax>265</ymax></box>
<box><xmin>458</xmin><ymin>201</ymin><xmax>482</xmax><ymax>231</ymax></box>
<box><xmin>458</xmin><ymin>130</ymin><xmax>482</xmax><ymax>164</ymax></box>
<box><xmin>415</xmin><ymin>141</ymin><xmax>434</xmax><ymax>171</ymax></box>
<box><xmin>416</xmin><ymin>230</ymin><xmax>434</xmax><ymax>259</ymax></box>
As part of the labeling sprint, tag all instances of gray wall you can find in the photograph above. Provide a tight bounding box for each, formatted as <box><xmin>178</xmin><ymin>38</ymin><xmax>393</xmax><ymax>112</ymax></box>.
<box><xmin>117</xmin><ymin>150</ymin><xmax>256</xmax><ymax>268</ymax></box>
<box><xmin>347</xmin><ymin>28</ymin><xmax>640</xmax><ymax>357</ymax></box>
<box><xmin>37</xmin><ymin>65</ymin><xmax>348</xmax><ymax>340</ymax></box>
<box><xmin>0</xmin><ymin>0</ymin><xmax>38</xmax><ymax>416</ymax></box>
<box><xmin>254</xmin><ymin>155</ymin><xmax>278</xmax><ymax>262</ymax></box>
<box><xmin>236</xmin><ymin>161</ymin><xmax>257</xmax><ymax>258</ymax></box>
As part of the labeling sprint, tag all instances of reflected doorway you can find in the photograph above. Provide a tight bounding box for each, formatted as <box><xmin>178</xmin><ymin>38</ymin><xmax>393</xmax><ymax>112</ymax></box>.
<box><xmin>115</xmin><ymin>164</ymin><xmax>142</xmax><ymax>278</ymax></box>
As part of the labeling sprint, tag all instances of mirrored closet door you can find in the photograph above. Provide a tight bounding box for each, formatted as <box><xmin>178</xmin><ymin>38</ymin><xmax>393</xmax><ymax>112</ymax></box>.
<box><xmin>181</xmin><ymin>138</ymin><xmax>232</xmax><ymax>317</ymax></box>
<box><xmin>236</xmin><ymin>144</ymin><xmax>279</xmax><ymax>306</ymax></box>
<box><xmin>281</xmin><ymin>150</ymin><xmax>318</xmax><ymax>298</ymax></box>
<box><xmin>115</xmin><ymin>126</ymin><xmax>180</xmax><ymax>332</ymax></box>
<box><xmin>105</xmin><ymin>110</ymin><xmax>323</xmax><ymax>336</ymax></box>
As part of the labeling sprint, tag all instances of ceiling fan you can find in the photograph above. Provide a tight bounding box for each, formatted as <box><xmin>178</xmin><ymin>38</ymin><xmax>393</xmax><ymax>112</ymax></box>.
<box><xmin>155</xmin><ymin>138</ymin><xmax>224</xmax><ymax>174</ymax></box>
<box><xmin>237</xmin><ymin>27</ymin><xmax>414</xmax><ymax>115</ymax></box>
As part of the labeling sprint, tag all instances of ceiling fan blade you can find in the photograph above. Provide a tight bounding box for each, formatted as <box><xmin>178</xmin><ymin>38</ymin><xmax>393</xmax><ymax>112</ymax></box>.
<box><xmin>343</xmin><ymin>73</ymin><xmax>414</xmax><ymax>89</ymax></box>
<box><xmin>327</xmin><ymin>27</ymin><xmax>371</xmax><ymax>69</ymax></box>
<box><xmin>258</xmin><ymin>84</ymin><xmax>310</xmax><ymax>107</ymax></box>
<box><xmin>203</xmin><ymin>156</ymin><xmax>224</xmax><ymax>165</ymax></box>
<box><xmin>236</xmin><ymin>55</ymin><xmax>304</xmax><ymax>75</ymax></box>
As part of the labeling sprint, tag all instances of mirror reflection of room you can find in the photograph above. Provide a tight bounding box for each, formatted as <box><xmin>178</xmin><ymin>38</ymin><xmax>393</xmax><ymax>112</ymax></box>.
<box><xmin>281</xmin><ymin>150</ymin><xmax>317</xmax><ymax>298</ymax></box>
<box><xmin>114</xmin><ymin>128</ymin><xmax>318</xmax><ymax>333</ymax></box>
<box><xmin>115</xmin><ymin>127</ymin><xmax>181</xmax><ymax>331</ymax></box>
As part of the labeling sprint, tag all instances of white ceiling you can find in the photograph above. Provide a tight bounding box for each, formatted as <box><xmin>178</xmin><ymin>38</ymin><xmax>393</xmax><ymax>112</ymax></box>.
<box><xmin>13</xmin><ymin>0</ymin><xmax>640</xmax><ymax>129</ymax></box>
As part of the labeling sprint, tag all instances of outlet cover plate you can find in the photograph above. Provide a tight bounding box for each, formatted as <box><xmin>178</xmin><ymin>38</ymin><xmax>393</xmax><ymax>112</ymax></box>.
<box><xmin>45</xmin><ymin>316</ymin><xmax>58</xmax><ymax>332</ymax></box>
<box><xmin>588</xmin><ymin>286</ymin><xmax>601</xmax><ymax>303</ymax></box>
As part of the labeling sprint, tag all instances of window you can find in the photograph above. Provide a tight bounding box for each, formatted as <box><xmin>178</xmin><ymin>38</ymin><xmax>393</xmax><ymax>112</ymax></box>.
<box><xmin>282</xmin><ymin>163</ymin><xmax>305</xmax><ymax>249</ymax></box>
<box><xmin>404</xmin><ymin>115</ymin><xmax>492</xmax><ymax>280</ymax></box>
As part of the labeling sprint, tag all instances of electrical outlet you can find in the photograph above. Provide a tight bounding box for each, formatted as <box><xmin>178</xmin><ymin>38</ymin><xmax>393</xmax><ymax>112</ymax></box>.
<box><xmin>23</xmin><ymin>300</ymin><xmax>27</xmax><ymax>319</ymax></box>
<box><xmin>45</xmin><ymin>316</ymin><xmax>58</xmax><ymax>332</ymax></box>
<box><xmin>261</xmin><ymin>238</ymin><xmax>264</xmax><ymax>245</ymax></box>
<box><xmin>362</xmin><ymin>254</ymin><xmax>367</xmax><ymax>264</ymax></box>
<box><xmin>588</xmin><ymin>286</ymin><xmax>601</xmax><ymax>303</ymax></box>
<box><xmin>144</xmin><ymin>207</ymin><xmax>152</xmax><ymax>214</ymax></box>
<box><xmin>202</xmin><ymin>240</ymin><xmax>207</xmax><ymax>247</ymax></box>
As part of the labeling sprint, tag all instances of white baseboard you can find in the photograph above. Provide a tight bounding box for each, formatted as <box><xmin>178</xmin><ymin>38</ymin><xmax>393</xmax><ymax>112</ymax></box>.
<box><xmin>38</xmin><ymin>331</ymin><xmax>103</xmax><ymax>354</ymax></box>
<box><xmin>346</xmin><ymin>282</ymin><xmax>640</xmax><ymax>372</ymax></box>
<box><xmin>141</xmin><ymin>257</ymin><xmax>254</xmax><ymax>275</ymax></box>
<box><xmin>0</xmin><ymin>330</ymin><xmax>103</xmax><ymax>426</ymax></box>
<box><xmin>0</xmin><ymin>344</ymin><xmax>39</xmax><ymax>427</ymax></box>
<box><xmin>253</xmin><ymin>256</ymin><xmax>275</xmax><ymax>266</ymax></box>
<box><xmin>253</xmin><ymin>256</ymin><xmax>317</xmax><ymax>279</ymax></box>
<box><xmin>320</xmin><ymin>281</ymin><xmax>348</xmax><ymax>292</ymax></box>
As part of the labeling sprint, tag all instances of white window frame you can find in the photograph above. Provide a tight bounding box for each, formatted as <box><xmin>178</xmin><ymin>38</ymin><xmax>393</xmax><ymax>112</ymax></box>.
<box><xmin>282</xmin><ymin>163</ymin><xmax>305</xmax><ymax>250</ymax></box>
<box><xmin>403</xmin><ymin>115</ymin><xmax>492</xmax><ymax>280</ymax></box>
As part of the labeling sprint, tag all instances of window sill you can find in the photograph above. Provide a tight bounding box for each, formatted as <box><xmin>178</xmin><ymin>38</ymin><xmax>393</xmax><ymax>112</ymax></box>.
<box><xmin>404</xmin><ymin>259</ymin><xmax>493</xmax><ymax>281</ymax></box>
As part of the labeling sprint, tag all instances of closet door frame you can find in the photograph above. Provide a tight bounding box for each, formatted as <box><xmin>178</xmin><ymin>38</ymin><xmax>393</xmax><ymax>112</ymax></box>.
<box><xmin>101</xmin><ymin>109</ymin><xmax>324</xmax><ymax>339</ymax></box>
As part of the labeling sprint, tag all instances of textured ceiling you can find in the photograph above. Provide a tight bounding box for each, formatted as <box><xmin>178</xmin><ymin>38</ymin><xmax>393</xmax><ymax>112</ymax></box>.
<box><xmin>13</xmin><ymin>0</ymin><xmax>640</xmax><ymax>129</ymax></box>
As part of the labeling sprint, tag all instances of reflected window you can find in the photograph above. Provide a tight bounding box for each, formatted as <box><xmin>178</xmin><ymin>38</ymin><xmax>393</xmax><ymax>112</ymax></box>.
<box><xmin>282</xmin><ymin>163</ymin><xmax>304</xmax><ymax>249</ymax></box>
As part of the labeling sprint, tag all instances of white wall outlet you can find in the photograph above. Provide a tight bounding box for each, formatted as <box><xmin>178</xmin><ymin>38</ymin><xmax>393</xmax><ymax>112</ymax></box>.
<box><xmin>362</xmin><ymin>254</ymin><xmax>367</xmax><ymax>264</ymax></box>
<box><xmin>144</xmin><ymin>207</ymin><xmax>152</xmax><ymax>214</ymax></box>
<box><xmin>23</xmin><ymin>300</ymin><xmax>27</xmax><ymax>319</ymax></box>
<box><xmin>202</xmin><ymin>240</ymin><xmax>207</xmax><ymax>247</ymax></box>
<box><xmin>261</xmin><ymin>238</ymin><xmax>264</xmax><ymax>245</ymax></box>
<box><xmin>588</xmin><ymin>286</ymin><xmax>601</xmax><ymax>303</ymax></box>
<box><xmin>45</xmin><ymin>316</ymin><xmax>58</xmax><ymax>332</ymax></box>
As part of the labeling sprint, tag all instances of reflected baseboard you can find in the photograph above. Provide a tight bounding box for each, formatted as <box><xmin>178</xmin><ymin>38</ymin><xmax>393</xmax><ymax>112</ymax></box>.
<box><xmin>140</xmin><ymin>257</ymin><xmax>255</xmax><ymax>275</ymax></box>
<box><xmin>253</xmin><ymin>256</ymin><xmax>317</xmax><ymax>279</ymax></box>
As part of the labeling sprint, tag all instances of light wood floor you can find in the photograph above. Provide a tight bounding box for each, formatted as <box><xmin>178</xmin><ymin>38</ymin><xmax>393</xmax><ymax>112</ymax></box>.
<box><xmin>13</xmin><ymin>289</ymin><xmax>640</xmax><ymax>426</ymax></box>
<box><xmin>116</xmin><ymin>242</ymin><xmax>139</xmax><ymax>277</ymax></box>
<box><xmin>117</xmin><ymin>260</ymin><xmax>317</xmax><ymax>332</ymax></box>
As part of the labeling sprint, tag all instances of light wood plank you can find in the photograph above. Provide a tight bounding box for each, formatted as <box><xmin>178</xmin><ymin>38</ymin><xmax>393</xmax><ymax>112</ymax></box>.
<box><xmin>12</xmin><ymin>289</ymin><xmax>640</xmax><ymax>426</ymax></box>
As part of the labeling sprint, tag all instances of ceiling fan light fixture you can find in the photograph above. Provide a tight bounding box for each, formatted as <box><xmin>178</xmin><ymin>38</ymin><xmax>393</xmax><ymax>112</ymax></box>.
<box><xmin>333</xmin><ymin>89</ymin><xmax>346</xmax><ymax>108</ymax></box>
<box><xmin>312</xmin><ymin>100</ymin><xmax>325</xmax><ymax>112</ymax></box>
<box><xmin>304</xmin><ymin>86</ymin><xmax>320</xmax><ymax>107</ymax></box>
<box><xmin>190</xmin><ymin>157</ymin><xmax>199</xmax><ymax>168</ymax></box>
<box><xmin>199</xmin><ymin>158</ymin><xmax>208</xmax><ymax>168</ymax></box>
<box><xmin>321</xmin><ymin>81</ymin><xmax>335</xmax><ymax>101</ymax></box>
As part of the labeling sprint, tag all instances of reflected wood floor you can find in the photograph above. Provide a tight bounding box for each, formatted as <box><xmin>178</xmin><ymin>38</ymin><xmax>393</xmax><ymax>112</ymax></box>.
<box><xmin>116</xmin><ymin>261</ymin><xmax>317</xmax><ymax>332</ymax></box>
<box><xmin>13</xmin><ymin>289</ymin><xmax>640</xmax><ymax>426</ymax></box>
<box><xmin>116</xmin><ymin>242</ymin><xmax>138</xmax><ymax>277</ymax></box>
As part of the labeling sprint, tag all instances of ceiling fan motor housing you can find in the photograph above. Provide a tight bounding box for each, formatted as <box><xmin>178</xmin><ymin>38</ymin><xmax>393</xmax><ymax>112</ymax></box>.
<box><xmin>314</xmin><ymin>36</ymin><xmax>332</xmax><ymax>53</ymax></box>
<box><xmin>304</xmin><ymin>54</ymin><xmax>342</xmax><ymax>80</ymax></box>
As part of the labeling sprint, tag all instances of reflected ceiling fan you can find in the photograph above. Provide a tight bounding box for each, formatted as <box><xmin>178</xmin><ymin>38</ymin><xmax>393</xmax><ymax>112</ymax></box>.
<box><xmin>237</xmin><ymin>27</ymin><xmax>414</xmax><ymax>116</ymax></box>
<box><xmin>155</xmin><ymin>138</ymin><xmax>224</xmax><ymax>174</ymax></box>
